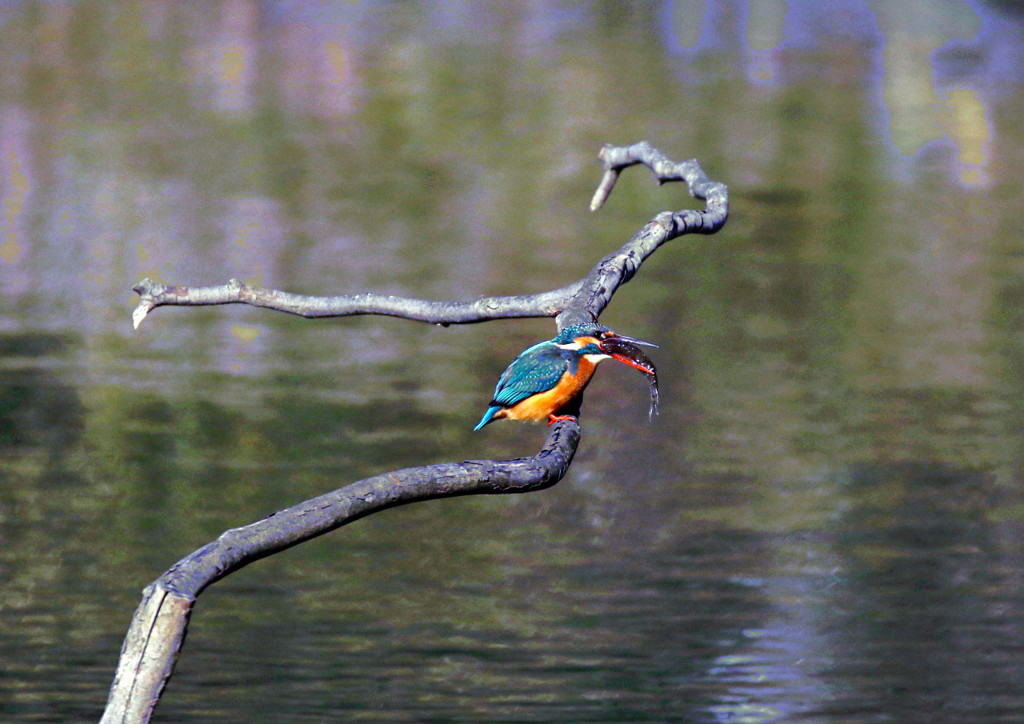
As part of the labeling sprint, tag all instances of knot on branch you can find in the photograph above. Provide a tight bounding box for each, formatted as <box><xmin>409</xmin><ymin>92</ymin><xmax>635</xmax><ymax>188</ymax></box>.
<box><xmin>621</xmin><ymin>248</ymin><xmax>643</xmax><ymax>285</ymax></box>
<box><xmin>132</xmin><ymin>277</ymin><xmax>166</xmax><ymax>297</ymax></box>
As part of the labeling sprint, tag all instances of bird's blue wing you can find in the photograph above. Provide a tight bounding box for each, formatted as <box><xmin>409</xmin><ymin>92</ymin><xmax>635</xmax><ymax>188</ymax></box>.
<box><xmin>490</xmin><ymin>344</ymin><xmax>569</xmax><ymax>407</ymax></box>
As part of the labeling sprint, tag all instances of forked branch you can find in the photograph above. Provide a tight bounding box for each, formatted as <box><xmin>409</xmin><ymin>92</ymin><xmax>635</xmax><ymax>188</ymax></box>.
<box><xmin>102</xmin><ymin>142</ymin><xmax>728</xmax><ymax>723</ymax></box>
<box><xmin>130</xmin><ymin>141</ymin><xmax>726</xmax><ymax>332</ymax></box>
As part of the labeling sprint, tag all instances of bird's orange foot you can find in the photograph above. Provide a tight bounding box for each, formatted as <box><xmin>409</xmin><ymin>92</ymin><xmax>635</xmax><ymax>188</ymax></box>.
<box><xmin>547</xmin><ymin>413</ymin><xmax>578</xmax><ymax>425</ymax></box>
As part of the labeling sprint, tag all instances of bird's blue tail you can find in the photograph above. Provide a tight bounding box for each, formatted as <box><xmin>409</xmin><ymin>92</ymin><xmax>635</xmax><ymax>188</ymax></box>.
<box><xmin>473</xmin><ymin>406</ymin><xmax>501</xmax><ymax>431</ymax></box>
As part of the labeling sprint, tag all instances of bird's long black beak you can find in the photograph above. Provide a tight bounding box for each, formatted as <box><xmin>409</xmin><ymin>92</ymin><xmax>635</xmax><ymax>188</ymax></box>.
<box><xmin>608</xmin><ymin>333</ymin><xmax>658</xmax><ymax>349</ymax></box>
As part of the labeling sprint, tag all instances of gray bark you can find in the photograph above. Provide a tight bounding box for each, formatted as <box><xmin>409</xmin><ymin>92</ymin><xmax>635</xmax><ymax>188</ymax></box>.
<box><xmin>101</xmin><ymin>142</ymin><xmax>729</xmax><ymax>723</ymax></box>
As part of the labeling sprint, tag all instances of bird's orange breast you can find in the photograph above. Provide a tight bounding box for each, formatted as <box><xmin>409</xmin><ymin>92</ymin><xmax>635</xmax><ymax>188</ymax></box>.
<box><xmin>502</xmin><ymin>356</ymin><xmax>598</xmax><ymax>422</ymax></box>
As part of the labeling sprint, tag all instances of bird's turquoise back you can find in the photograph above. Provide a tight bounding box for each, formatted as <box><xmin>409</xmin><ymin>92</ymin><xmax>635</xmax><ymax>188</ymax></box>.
<box><xmin>490</xmin><ymin>342</ymin><xmax>575</xmax><ymax>407</ymax></box>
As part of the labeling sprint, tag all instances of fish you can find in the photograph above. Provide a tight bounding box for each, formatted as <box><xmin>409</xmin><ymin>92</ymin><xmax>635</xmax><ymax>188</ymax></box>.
<box><xmin>598</xmin><ymin>333</ymin><xmax>660</xmax><ymax>420</ymax></box>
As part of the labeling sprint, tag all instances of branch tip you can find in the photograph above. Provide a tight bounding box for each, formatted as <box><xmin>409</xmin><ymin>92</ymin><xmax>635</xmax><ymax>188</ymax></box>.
<box><xmin>589</xmin><ymin>169</ymin><xmax>619</xmax><ymax>212</ymax></box>
<box><xmin>132</xmin><ymin>301</ymin><xmax>153</xmax><ymax>330</ymax></box>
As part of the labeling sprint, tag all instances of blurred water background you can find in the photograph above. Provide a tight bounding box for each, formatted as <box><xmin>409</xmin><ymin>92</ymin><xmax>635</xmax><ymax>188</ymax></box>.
<box><xmin>3</xmin><ymin>1</ymin><xmax>1024</xmax><ymax>722</ymax></box>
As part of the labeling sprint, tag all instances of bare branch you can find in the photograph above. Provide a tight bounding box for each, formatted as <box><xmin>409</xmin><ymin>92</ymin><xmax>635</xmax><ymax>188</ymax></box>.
<box><xmin>104</xmin><ymin>143</ymin><xmax>729</xmax><ymax>723</ymax></box>
<box><xmin>565</xmin><ymin>141</ymin><xmax>729</xmax><ymax>328</ymax></box>
<box><xmin>130</xmin><ymin>142</ymin><xmax>727</xmax><ymax>332</ymax></box>
<box><xmin>101</xmin><ymin>422</ymin><xmax>580</xmax><ymax>724</ymax></box>
<box><xmin>131</xmin><ymin>277</ymin><xmax>584</xmax><ymax>329</ymax></box>
<box><xmin>590</xmin><ymin>140</ymin><xmax>729</xmax><ymax>220</ymax></box>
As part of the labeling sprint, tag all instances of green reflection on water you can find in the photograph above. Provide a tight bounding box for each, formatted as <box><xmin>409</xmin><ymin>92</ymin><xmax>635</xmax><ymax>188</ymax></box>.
<box><xmin>2</xmin><ymin>0</ymin><xmax>1024</xmax><ymax>721</ymax></box>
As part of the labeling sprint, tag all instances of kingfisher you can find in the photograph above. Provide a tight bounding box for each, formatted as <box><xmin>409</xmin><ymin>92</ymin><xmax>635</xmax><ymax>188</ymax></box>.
<box><xmin>474</xmin><ymin>322</ymin><xmax>657</xmax><ymax>430</ymax></box>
